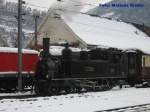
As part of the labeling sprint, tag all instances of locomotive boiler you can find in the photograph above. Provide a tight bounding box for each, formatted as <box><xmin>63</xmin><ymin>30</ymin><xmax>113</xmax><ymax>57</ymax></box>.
<box><xmin>34</xmin><ymin>38</ymin><xmax>143</xmax><ymax>95</ymax></box>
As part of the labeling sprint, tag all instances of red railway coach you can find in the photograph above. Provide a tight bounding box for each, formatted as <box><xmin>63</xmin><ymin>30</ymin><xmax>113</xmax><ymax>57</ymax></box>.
<box><xmin>0</xmin><ymin>47</ymin><xmax>39</xmax><ymax>91</ymax></box>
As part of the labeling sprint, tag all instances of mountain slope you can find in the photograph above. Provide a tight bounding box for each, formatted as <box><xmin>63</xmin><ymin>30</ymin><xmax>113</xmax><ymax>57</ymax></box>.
<box><xmin>88</xmin><ymin>0</ymin><xmax>150</xmax><ymax>27</ymax></box>
<box><xmin>0</xmin><ymin>1</ymin><xmax>46</xmax><ymax>47</ymax></box>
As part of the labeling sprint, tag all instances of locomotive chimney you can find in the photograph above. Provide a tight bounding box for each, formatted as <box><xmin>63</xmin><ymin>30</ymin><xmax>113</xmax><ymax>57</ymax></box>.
<box><xmin>43</xmin><ymin>38</ymin><xmax>50</xmax><ymax>58</ymax></box>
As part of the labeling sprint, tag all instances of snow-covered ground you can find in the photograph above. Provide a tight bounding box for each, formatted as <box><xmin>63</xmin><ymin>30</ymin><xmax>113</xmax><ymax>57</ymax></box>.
<box><xmin>1</xmin><ymin>87</ymin><xmax>150</xmax><ymax>112</ymax></box>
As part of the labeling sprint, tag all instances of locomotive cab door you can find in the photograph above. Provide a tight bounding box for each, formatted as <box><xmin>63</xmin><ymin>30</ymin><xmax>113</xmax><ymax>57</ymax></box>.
<box><xmin>123</xmin><ymin>50</ymin><xmax>142</xmax><ymax>85</ymax></box>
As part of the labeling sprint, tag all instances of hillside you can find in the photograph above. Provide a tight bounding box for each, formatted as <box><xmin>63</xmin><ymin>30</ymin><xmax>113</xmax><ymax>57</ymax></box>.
<box><xmin>0</xmin><ymin>1</ymin><xmax>46</xmax><ymax>47</ymax></box>
<box><xmin>88</xmin><ymin>0</ymin><xmax>150</xmax><ymax>27</ymax></box>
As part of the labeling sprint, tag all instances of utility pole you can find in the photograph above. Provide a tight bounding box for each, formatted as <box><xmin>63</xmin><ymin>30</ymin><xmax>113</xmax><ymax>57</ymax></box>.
<box><xmin>34</xmin><ymin>15</ymin><xmax>39</xmax><ymax>47</ymax></box>
<box><xmin>18</xmin><ymin>0</ymin><xmax>23</xmax><ymax>92</ymax></box>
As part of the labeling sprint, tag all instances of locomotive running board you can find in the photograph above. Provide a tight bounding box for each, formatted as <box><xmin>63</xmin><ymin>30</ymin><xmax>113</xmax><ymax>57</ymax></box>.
<box><xmin>52</xmin><ymin>77</ymin><xmax>127</xmax><ymax>81</ymax></box>
<box><xmin>0</xmin><ymin>71</ymin><xmax>34</xmax><ymax>78</ymax></box>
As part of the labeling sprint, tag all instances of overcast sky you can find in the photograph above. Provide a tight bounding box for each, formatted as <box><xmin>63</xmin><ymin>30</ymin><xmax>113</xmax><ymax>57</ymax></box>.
<box><xmin>6</xmin><ymin>0</ymin><xmax>112</xmax><ymax>11</ymax></box>
<box><xmin>6</xmin><ymin>0</ymin><xmax>56</xmax><ymax>11</ymax></box>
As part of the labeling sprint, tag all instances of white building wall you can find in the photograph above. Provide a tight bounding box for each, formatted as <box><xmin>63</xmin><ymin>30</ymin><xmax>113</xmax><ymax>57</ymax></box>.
<box><xmin>28</xmin><ymin>14</ymin><xmax>87</xmax><ymax>48</ymax></box>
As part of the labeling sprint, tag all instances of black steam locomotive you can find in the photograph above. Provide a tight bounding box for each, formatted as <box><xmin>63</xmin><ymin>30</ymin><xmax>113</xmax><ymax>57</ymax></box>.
<box><xmin>34</xmin><ymin>38</ymin><xmax>143</xmax><ymax>95</ymax></box>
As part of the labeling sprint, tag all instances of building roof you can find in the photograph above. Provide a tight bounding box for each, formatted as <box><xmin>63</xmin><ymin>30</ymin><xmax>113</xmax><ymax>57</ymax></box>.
<box><xmin>0</xmin><ymin>47</ymin><xmax>39</xmax><ymax>54</ymax></box>
<box><xmin>27</xmin><ymin>11</ymin><xmax>150</xmax><ymax>54</ymax></box>
<box><xmin>62</xmin><ymin>14</ymin><xmax>150</xmax><ymax>54</ymax></box>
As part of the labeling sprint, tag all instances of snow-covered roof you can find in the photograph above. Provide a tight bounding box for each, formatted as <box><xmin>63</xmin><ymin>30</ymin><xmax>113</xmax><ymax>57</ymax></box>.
<box><xmin>0</xmin><ymin>47</ymin><xmax>39</xmax><ymax>54</ymax></box>
<box><xmin>49</xmin><ymin>46</ymin><xmax>82</xmax><ymax>56</ymax></box>
<box><xmin>62</xmin><ymin>14</ymin><xmax>150</xmax><ymax>54</ymax></box>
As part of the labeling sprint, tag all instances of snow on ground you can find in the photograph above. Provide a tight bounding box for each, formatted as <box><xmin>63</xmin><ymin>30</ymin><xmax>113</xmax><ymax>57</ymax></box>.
<box><xmin>1</xmin><ymin>87</ymin><xmax>150</xmax><ymax>112</ymax></box>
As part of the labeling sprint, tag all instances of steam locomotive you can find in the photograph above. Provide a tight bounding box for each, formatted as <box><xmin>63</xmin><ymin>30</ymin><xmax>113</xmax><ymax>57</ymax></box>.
<box><xmin>34</xmin><ymin>38</ymin><xmax>145</xmax><ymax>95</ymax></box>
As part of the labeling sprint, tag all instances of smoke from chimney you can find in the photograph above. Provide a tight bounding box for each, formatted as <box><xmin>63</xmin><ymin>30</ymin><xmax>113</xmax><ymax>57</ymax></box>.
<box><xmin>50</xmin><ymin>0</ymin><xmax>86</xmax><ymax>21</ymax></box>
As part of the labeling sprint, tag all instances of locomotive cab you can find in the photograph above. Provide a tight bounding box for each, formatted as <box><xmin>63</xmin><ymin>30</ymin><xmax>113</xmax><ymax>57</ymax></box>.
<box><xmin>122</xmin><ymin>49</ymin><xmax>142</xmax><ymax>86</ymax></box>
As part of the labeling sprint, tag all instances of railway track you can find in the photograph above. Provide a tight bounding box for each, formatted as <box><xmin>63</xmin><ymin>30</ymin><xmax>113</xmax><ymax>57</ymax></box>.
<box><xmin>0</xmin><ymin>93</ymin><xmax>38</xmax><ymax>100</ymax></box>
<box><xmin>97</xmin><ymin>103</ymin><xmax>150</xmax><ymax>112</ymax></box>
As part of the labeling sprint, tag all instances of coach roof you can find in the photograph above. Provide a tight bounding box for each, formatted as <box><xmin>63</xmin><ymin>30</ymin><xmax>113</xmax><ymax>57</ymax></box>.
<box><xmin>0</xmin><ymin>47</ymin><xmax>39</xmax><ymax>54</ymax></box>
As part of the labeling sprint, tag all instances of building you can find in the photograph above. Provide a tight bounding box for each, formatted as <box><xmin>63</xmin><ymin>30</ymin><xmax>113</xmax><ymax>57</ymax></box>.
<box><xmin>27</xmin><ymin>12</ymin><xmax>150</xmax><ymax>54</ymax></box>
<box><xmin>27</xmin><ymin>12</ymin><xmax>87</xmax><ymax>49</ymax></box>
